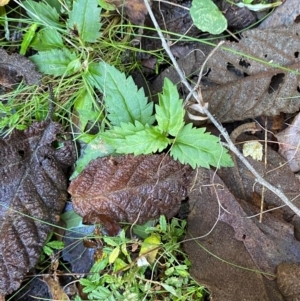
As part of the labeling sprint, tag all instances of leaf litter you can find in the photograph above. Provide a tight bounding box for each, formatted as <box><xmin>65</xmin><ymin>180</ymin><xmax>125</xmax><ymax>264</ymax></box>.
<box><xmin>3</xmin><ymin>1</ymin><xmax>300</xmax><ymax>300</ymax></box>
<box><xmin>0</xmin><ymin>120</ymin><xmax>75</xmax><ymax>296</ymax></box>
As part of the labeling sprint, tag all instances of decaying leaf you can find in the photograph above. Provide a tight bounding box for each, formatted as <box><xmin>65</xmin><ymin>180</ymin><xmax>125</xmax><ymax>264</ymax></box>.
<box><xmin>276</xmin><ymin>262</ymin><xmax>300</xmax><ymax>301</ymax></box>
<box><xmin>83</xmin><ymin>212</ymin><xmax>121</xmax><ymax>236</ymax></box>
<box><xmin>69</xmin><ymin>154</ymin><xmax>192</xmax><ymax>224</ymax></box>
<box><xmin>0</xmin><ymin>121</ymin><xmax>75</xmax><ymax>296</ymax></box>
<box><xmin>275</xmin><ymin>112</ymin><xmax>300</xmax><ymax>172</ymax></box>
<box><xmin>0</xmin><ymin>49</ymin><xmax>41</xmax><ymax>88</ymax></box>
<box><xmin>198</xmin><ymin>24</ymin><xmax>300</xmax><ymax>123</ymax></box>
<box><xmin>184</xmin><ymin>168</ymin><xmax>299</xmax><ymax>301</ymax></box>
<box><xmin>258</xmin><ymin>0</ymin><xmax>300</xmax><ymax>28</ymax></box>
<box><xmin>217</xmin><ymin>136</ymin><xmax>300</xmax><ymax>218</ymax></box>
<box><xmin>108</xmin><ymin>0</ymin><xmax>147</xmax><ymax>25</ymax></box>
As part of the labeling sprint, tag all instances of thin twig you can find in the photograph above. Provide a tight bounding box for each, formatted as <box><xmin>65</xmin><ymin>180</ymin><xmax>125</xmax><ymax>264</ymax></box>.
<box><xmin>143</xmin><ymin>0</ymin><xmax>300</xmax><ymax>217</ymax></box>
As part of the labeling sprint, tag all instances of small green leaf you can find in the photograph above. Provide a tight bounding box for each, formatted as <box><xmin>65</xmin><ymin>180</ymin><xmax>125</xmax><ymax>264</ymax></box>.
<box><xmin>101</xmin><ymin>123</ymin><xmax>170</xmax><ymax>155</ymax></box>
<box><xmin>139</xmin><ymin>233</ymin><xmax>161</xmax><ymax>264</ymax></box>
<box><xmin>190</xmin><ymin>0</ymin><xmax>227</xmax><ymax>34</ymax></box>
<box><xmin>74</xmin><ymin>89</ymin><xmax>98</xmax><ymax>132</ymax></box>
<box><xmin>170</xmin><ymin>123</ymin><xmax>233</xmax><ymax>168</ymax></box>
<box><xmin>109</xmin><ymin>246</ymin><xmax>120</xmax><ymax>264</ymax></box>
<box><xmin>156</xmin><ymin>78</ymin><xmax>185</xmax><ymax>136</ymax></box>
<box><xmin>88</xmin><ymin>62</ymin><xmax>155</xmax><ymax>126</ymax></box>
<box><xmin>61</xmin><ymin>210</ymin><xmax>83</xmax><ymax>229</ymax></box>
<box><xmin>20</xmin><ymin>23</ymin><xmax>39</xmax><ymax>55</ymax></box>
<box><xmin>67</xmin><ymin>0</ymin><xmax>101</xmax><ymax>43</ymax></box>
<box><xmin>98</xmin><ymin>0</ymin><xmax>116</xmax><ymax>11</ymax></box>
<box><xmin>161</xmin><ymin>283</ymin><xmax>178</xmax><ymax>297</ymax></box>
<box><xmin>31</xmin><ymin>28</ymin><xmax>64</xmax><ymax>51</ymax></box>
<box><xmin>23</xmin><ymin>0</ymin><xmax>61</xmax><ymax>28</ymax></box>
<box><xmin>30</xmin><ymin>48</ymin><xmax>77</xmax><ymax>76</ymax></box>
<box><xmin>46</xmin><ymin>241</ymin><xmax>64</xmax><ymax>250</ymax></box>
<box><xmin>70</xmin><ymin>136</ymin><xmax>115</xmax><ymax>180</ymax></box>
<box><xmin>159</xmin><ymin>215</ymin><xmax>167</xmax><ymax>232</ymax></box>
<box><xmin>43</xmin><ymin>245</ymin><xmax>53</xmax><ymax>256</ymax></box>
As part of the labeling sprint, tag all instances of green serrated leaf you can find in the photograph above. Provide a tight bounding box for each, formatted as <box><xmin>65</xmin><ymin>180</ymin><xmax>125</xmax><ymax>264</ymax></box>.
<box><xmin>67</xmin><ymin>0</ymin><xmax>101</xmax><ymax>43</ymax></box>
<box><xmin>23</xmin><ymin>0</ymin><xmax>62</xmax><ymax>28</ymax></box>
<box><xmin>70</xmin><ymin>136</ymin><xmax>115</xmax><ymax>180</ymax></box>
<box><xmin>74</xmin><ymin>89</ymin><xmax>98</xmax><ymax>131</ymax></box>
<box><xmin>31</xmin><ymin>28</ymin><xmax>64</xmax><ymax>51</ymax></box>
<box><xmin>170</xmin><ymin>123</ymin><xmax>233</xmax><ymax>168</ymax></box>
<box><xmin>43</xmin><ymin>245</ymin><xmax>53</xmax><ymax>256</ymax></box>
<box><xmin>161</xmin><ymin>283</ymin><xmax>178</xmax><ymax>297</ymax></box>
<box><xmin>102</xmin><ymin>123</ymin><xmax>169</xmax><ymax>155</ymax></box>
<box><xmin>46</xmin><ymin>240</ymin><xmax>64</xmax><ymax>250</ymax></box>
<box><xmin>88</xmin><ymin>62</ymin><xmax>155</xmax><ymax>126</ymax></box>
<box><xmin>190</xmin><ymin>0</ymin><xmax>227</xmax><ymax>34</ymax></box>
<box><xmin>156</xmin><ymin>78</ymin><xmax>185</xmax><ymax>136</ymax></box>
<box><xmin>30</xmin><ymin>48</ymin><xmax>77</xmax><ymax>76</ymax></box>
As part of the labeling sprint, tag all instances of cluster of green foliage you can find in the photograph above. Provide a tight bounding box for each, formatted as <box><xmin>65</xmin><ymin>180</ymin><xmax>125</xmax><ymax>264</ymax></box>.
<box><xmin>190</xmin><ymin>0</ymin><xmax>282</xmax><ymax>34</ymax></box>
<box><xmin>60</xmin><ymin>214</ymin><xmax>206</xmax><ymax>301</ymax></box>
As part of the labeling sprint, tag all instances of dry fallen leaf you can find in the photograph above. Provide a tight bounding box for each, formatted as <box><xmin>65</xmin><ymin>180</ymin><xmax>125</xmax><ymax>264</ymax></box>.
<box><xmin>0</xmin><ymin>49</ymin><xmax>41</xmax><ymax>88</ymax></box>
<box><xmin>0</xmin><ymin>121</ymin><xmax>75</xmax><ymax>296</ymax></box>
<box><xmin>69</xmin><ymin>154</ymin><xmax>192</xmax><ymax>224</ymax></box>
<box><xmin>185</xmin><ymin>168</ymin><xmax>300</xmax><ymax>301</ymax></box>
<box><xmin>275</xmin><ymin>112</ymin><xmax>300</xmax><ymax>172</ymax></box>
<box><xmin>199</xmin><ymin>24</ymin><xmax>300</xmax><ymax>123</ymax></box>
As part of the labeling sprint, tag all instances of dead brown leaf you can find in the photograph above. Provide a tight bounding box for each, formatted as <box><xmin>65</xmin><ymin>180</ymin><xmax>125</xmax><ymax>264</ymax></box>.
<box><xmin>0</xmin><ymin>121</ymin><xmax>75</xmax><ymax>296</ymax></box>
<box><xmin>217</xmin><ymin>136</ymin><xmax>300</xmax><ymax>219</ymax></box>
<box><xmin>184</xmin><ymin>168</ymin><xmax>299</xmax><ymax>301</ymax></box>
<box><xmin>275</xmin><ymin>112</ymin><xmax>300</xmax><ymax>172</ymax></box>
<box><xmin>198</xmin><ymin>24</ymin><xmax>300</xmax><ymax>123</ymax></box>
<box><xmin>0</xmin><ymin>49</ymin><xmax>41</xmax><ymax>88</ymax></box>
<box><xmin>69</xmin><ymin>154</ymin><xmax>192</xmax><ymax>224</ymax></box>
<box><xmin>276</xmin><ymin>262</ymin><xmax>300</xmax><ymax>300</ymax></box>
<box><xmin>258</xmin><ymin>0</ymin><xmax>300</xmax><ymax>28</ymax></box>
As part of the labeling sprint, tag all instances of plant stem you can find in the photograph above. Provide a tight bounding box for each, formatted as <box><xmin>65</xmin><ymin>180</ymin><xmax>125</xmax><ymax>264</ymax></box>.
<box><xmin>142</xmin><ymin>0</ymin><xmax>300</xmax><ymax>217</ymax></box>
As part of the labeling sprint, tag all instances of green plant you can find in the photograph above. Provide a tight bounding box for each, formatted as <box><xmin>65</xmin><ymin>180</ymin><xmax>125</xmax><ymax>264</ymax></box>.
<box><xmin>75</xmin><ymin>215</ymin><xmax>206</xmax><ymax>300</ymax></box>
<box><xmin>82</xmin><ymin>62</ymin><xmax>233</xmax><ymax>169</ymax></box>
<box><xmin>190</xmin><ymin>0</ymin><xmax>283</xmax><ymax>35</ymax></box>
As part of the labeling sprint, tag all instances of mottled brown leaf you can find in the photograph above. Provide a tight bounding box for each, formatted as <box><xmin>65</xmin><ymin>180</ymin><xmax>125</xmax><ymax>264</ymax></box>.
<box><xmin>0</xmin><ymin>121</ymin><xmax>76</xmax><ymax>296</ymax></box>
<box><xmin>69</xmin><ymin>154</ymin><xmax>192</xmax><ymax>224</ymax></box>
<box><xmin>217</xmin><ymin>136</ymin><xmax>300</xmax><ymax>218</ymax></box>
<box><xmin>0</xmin><ymin>49</ymin><xmax>41</xmax><ymax>88</ymax></box>
<box><xmin>185</xmin><ymin>169</ymin><xmax>288</xmax><ymax>301</ymax></box>
<box><xmin>258</xmin><ymin>0</ymin><xmax>300</xmax><ymax>29</ymax></box>
<box><xmin>83</xmin><ymin>212</ymin><xmax>121</xmax><ymax>236</ymax></box>
<box><xmin>276</xmin><ymin>262</ymin><xmax>300</xmax><ymax>301</ymax></box>
<box><xmin>275</xmin><ymin>112</ymin><xmax>300</xmax><ymax>172</ymax></box>
<box><xmin>195</xmin><ymin>24</ymin><xmax>300</xmax><ymax>123</ymax></box>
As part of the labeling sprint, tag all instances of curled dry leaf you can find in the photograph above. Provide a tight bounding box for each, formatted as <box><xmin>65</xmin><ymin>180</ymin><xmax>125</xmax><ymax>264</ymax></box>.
<box><xmin>69</xmin><ymin>154</ymin><xmax>192</xmax><ymax>224</ymax></box>
<box><xmin>0</xmin><ymin>121</ymin><xmax>75</xmax><ymax>296</ymax></box>
<box><xmin>275</xmin><ymin>112</ymin><xmax>300</xmax><ymax>172</ymax></box>
<box><xmin>0</xmin><ymin>49</ymin><xmax>41</xmax><ymax>88</ymax></box>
